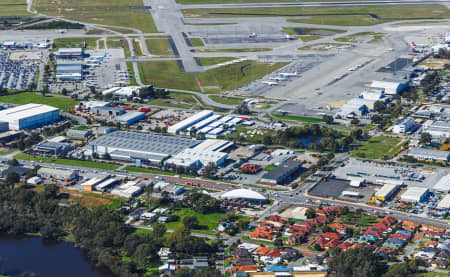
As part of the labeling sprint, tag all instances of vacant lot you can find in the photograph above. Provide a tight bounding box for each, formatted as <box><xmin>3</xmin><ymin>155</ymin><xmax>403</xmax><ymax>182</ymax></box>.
<box><xmin>159</xmin><ymin>208</ymin><xmax>224</xmax><ymax>233</ymax></box>
<box><xmin>34</xmin><ymin>0</ymin><xmax>157</xmax><ymax>33</ymax></box>
<box><xmin>183</xmin><ymin>5</ymin><xmax>450</xmax><ymax>26</ymax></box>
<box><xmin>138</xmin><ymin>60</ymin><xmax>287</xmax><ymax>93</ymax></box>
<box><xmin>208</xmin><ymin>95</ymin><xmax>243</xmax><ymax>105</ymax></box>
<box><xmin>351</xmin><ymin>136</ymin><xmax>403</xmax><ymax>159</ymax></box>
<box><xmin>0</xmin><ymin>92</ymin><xmax>77</xmax><ymax>110</ymax></box>
<box><xmin>146</xmin><ymin>38</ymin><xmax>173</xmax><ymax>56</ymax></box>
<box><xmin>15</xmin><ymin>153</ymin><xmax>120</xmax><ymax>170</ymax></box>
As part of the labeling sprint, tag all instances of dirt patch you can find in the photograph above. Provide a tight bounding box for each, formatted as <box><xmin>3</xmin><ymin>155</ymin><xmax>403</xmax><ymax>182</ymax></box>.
<box><xmin>67</xmin><ymin>192</ymin><xmax>112</xmax><ymax>207</ymax></box>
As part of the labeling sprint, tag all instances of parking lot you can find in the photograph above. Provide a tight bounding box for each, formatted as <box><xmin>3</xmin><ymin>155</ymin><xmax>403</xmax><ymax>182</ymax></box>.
<box><xmin>0</xmin><ymin>50</ymin><xmax>43</xmax><ymax>90</ymax></box>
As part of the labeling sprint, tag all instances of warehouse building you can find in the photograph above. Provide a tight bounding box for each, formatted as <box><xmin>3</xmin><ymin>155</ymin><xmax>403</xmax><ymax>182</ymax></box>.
<box><xmin>335</xmin><ymin>98</ymin><xmax>370</xmax><ymax>119</ymax></box>
<box><xmin>35</xmin><ymin>141</ymin><xmax>71</xmax><ymax>155</ymax></box>
<box><xmin>437</xmin><ymin>194</ymin><xmax>450</xmax><ymax>210</ymax></box>
<box><xmin>374</xmin><ymin>184</ymin><xmax>400</xmax><ymax>202</ymax></box>
<box><xmin>85</xmin><ymin>131</ymin><xmax>200</xmax><ymax>165</ymax></box>
<box><xmin>260</xmin><ymin>159</ymin><xmax>302</xmax><ymax>185</ymax></box>
<box><xmin>165</xmin><ymin>139</ymin><xmax>232</xmax><ymax>168</ymax></box>
<box><xmin>37</xmin><ymin>167</ymin><xmax>78</xmax><ymax>181</ymax></box>
<box><xmin>117</xmin><ymin>111</ymin><xmax>146</xmax><ymax>125</ymax></box>
<box><xmin>102</xmin><ymin>86</ymin><xmax>141</xmax><ymax>97</ymax></box>
<box><xmin>153</xmin><ymin>181</ymin><xmax>185</xmax><ymax>195</ymax></box>
<box><xmin>168</xmin><ymin>110</ymin><xmax>214</xmax><ymax>134</ymax></box>
<box><xmin>400</xmin><ymin>187</ymin><xmax>430</xmax><ymax>203</ymax></box>
<box><xmin>407</xmin><ymin>148</ymin><xmax>450</xmax><ymax>162</ymax></box>
<box><xmin>92</xmin><ymin>106</ymin><xmax>125</xmax><ymax>117</ymax></box>
<box><xmin>67</xmin><ymin>128</ymin><xmax>92</xmax><ymax>139</ymax></box>
<box><xmin>56</xmin><ymin>62</ymin><xmax>83</xmax><ymax>81</ymax></box>
<box><xmin>55</xmin><ymin>48</ymin><xmax>83</xmax><ymax>59</ymax></box>
<box><xmin>371</xmin><ymin>79</ymin><xmax>408</xmax><ymax>95</ymax></box>
<box><xmin>0</xmin><ymin>104</ymin><xmax>59</xmax><ymax>130</ymax></box>
<box><xmin>78</xmin><ymin>101</ymin><xmax>110</xmax><ymax>111</ymax></box>
<box><xmin>423</xmin><ymin>121</ymin><xmax>450</xmax><ymax>138</ymax></box>
<box><xmin>110</xmin><ymin>180</ymin><xmax>143</xmax><ymax>198</ymax></box>
<box><xmin>433</xmin><ymin>174</ymin><xmax>450</xmax><ymax>193</ymax></box>
<box><xmin>392</xmin><ymin>117</ymin><xmax>415</xmax><ymax>134</ymax></box>
<box><xmin>0</xmin><ymin>121</ymin><xmax>8</xmax><ymax>132</ymax></box>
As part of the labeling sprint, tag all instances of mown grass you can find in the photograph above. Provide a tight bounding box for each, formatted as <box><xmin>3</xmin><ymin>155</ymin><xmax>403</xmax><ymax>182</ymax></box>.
<box><xmin>196</xmin><ymin>48</ymin><xmax>272</xmax><ymax>53</ymax></box>
<box><xmin>334</xmin><ymin>32</ymin><xmax>384</xmax><ymax>43</ymax></box>
<box><xmin>53</xmin><ymin>37</ymin><xmax>100</xmax><ymax>50</ymax></box>
<box><xmin>34</xmin><ymin>0</ymin><xmax>157</xmax><ymax>33</ymax></box>
<box><xmin>158</xmin><ymin>208</ymin><xmax>225</xmax><ymax>233</ymax></box>
<box><xmin>15</xmin><ymin>153</ymin><xmax>120</xmax><ymax>170</ymax></box>
<box><xmin>146</xmin><ymin>38</ymin><xmax>173</xmax><ymax>56</ymax></box>
<box><xmin>138</xmin><ymin>60</ymin><xmax>288</xmax><ymax>93</ymax></box>
<box><xmin>183</xmin><ymin>5</ymin><xmax>450</xmax><ymax>26</ymax></box>
<box><xmin>208</xmin><ymin>95</ymin><xmax>243</xmax><ymax>105</ymax></box>
<box><xmin>199</xmin><ymin>57</ymin><xmax>236</xmax><ymax>66</ymax></box>
<box><xmin>271</xmin><ymin>113</ymin><xmax>323</xmax><ymax>123</ymax></box>
<box><xmin>0</xmin><ymin>92</ymin><xmax>77</xmax><ymax>110</ymax></box>
<box><xmin>0</xmin><ymin>0</ymin><xmax>32</xmax><ymax>17</ymax></box>
<box><xmin>351</xmin><ymin>136</ymin><xmax>403</xmax><ymax>160</ymax></box>
<box><xmin>190</xmin><ymin>37</ymin><xmax>205</xmax><ymax>47</ymax></box>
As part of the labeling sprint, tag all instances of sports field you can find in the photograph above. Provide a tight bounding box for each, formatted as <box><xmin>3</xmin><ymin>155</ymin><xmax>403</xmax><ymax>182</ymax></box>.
<box><xmin>33</xmin><ymin>0</ymin><xmax>157</xmax><ymax>33</ymax></box>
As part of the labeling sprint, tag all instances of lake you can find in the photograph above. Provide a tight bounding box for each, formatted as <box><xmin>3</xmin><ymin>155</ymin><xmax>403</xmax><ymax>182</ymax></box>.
<box><xmin>0</xmin><ymin>234</ymin><xmax>112</xmax><ymax>277</ymax></box>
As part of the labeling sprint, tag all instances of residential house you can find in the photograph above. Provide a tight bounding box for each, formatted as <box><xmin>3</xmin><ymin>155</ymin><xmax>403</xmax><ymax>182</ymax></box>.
<box><xmin>377</xmin><ymin>247</ymin><xmax>397</xmax><ymax>259</ymax></box>
<box><xmin>383</xmin><ymin>238</ymin><xmax>406</xmax><ymax>249</ymax></box>
<box><xmin>402</xmin><ymin>220</ymin><xmax>420</xmax><ymax>232</ymax></box>
<box><xmin>337</xmin><ymin>241</ymin><xmax>353</xmax><ymax>251</ymax></box>
<box><xmin>328</xmin><ymin>222</ymin><xmax>348</xmax><ymax>235</ymax></box>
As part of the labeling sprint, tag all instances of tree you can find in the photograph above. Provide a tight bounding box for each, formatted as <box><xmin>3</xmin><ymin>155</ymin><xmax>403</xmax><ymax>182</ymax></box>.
<box><xmin>5</xmin><ymin>172</ymin><xmax>20</xmax><ymax>188</ymax></box>
<box><xmin>102</xmin><ymin>153</ymin><xmax>111</xmax><ymax>160</ymax></box>
<box><xmin>44</xmin><ymin>183</ymin><xmax>60</xmax><ymax>199</ymax></box>
<box><xmin>305</xmin><ymin>208</ymin><xmax>316</xmax><ymax>219</ymax></box>
<box><xmin>203</xmin><ymin>162</ymin><xmax>217</xmax><ymax>179</ymax></box>
<box><xmin>144</xmin><ymin>185</ymin><xmax>153</xmax><ymax>204</ymax></box>
<box><xmin>134</xmin><ymin>243</ymin><xmax>157</xmax><ymax>266</ymax></box>
<box><xmin>182</xmin><ymin>216</ymin><xmax>200</xmax><ymax>230</ymax></box>
<box><xmin>323</xmin><ymin>115</ymin><xmax>334</xmax><ymax>124</ymax></box>
<box><xmin>383</xmin><ymin>260</ymin><xmax>419</xmax><ymax>277</ymax></box>
<box><xmin>274</xmin><ymin>237</ymin><xmax>283</xmax><ymax>248</ymax></box>
<box><xmin>374</xmin><ymin>101</ymin><xmax>386</xmax><ymax>113</ymax></box>
<box><xmin>152</xmin><ymin>223</ymin><xmax>167</xmax><ymax>238</ymax></box>
<box><xmin>235</xmin><ymin>103</ymin><xmax>250</xmax><ymax>115</ymax></box>
<box><xmin>61</xmin><ymin>88</ymin><xmax>68</xmax><ymax>96</ymax></box>
<box><xmin>7</xmin><ymin>158</ymin><xmax>19</xmax><ymax>166</ymax></box>
<box><xmin>420</xmin><ymin>132</ymin><xmax>432</xmax><ymax>145</ymax></box>
<box><xmin>328</xmin><ymin>247</ymin><xmax>386</xmax><ymax>277</ymax></box>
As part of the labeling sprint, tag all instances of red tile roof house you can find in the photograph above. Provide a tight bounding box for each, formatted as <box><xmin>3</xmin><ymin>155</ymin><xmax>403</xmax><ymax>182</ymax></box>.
<box><xmin>250</xmin><ymin>230</ymin><xmax>274</xmax><ymax>241</ymax></box>
<box><xmin>325</xmin><ymin>239</ymin><xmax>340</xmax><ymax>249</ymax></box>
<box><xmin>322</xmin><ymin>232</ymin><xmax>342</xmax><ymax>240</ymax></box>
<box><xmin>402</xmin><ymin>220</ymin><xmax>421</xmax><ymax>232</ymax></box>
<box><xmin>291</xmin><ymin>222</ymin><xmax>312</xmax><ymax>233</ymax></box>
<box><xmin>380</xmin><ymin>216</ymin><xmax>397</xmax><ymax>226</ymax></box>
<box><xmin>254</xmin><ymin>246</ymin><xmax>271</xmax><ymax>256</ymax></box>
<box><xmin>240</xmin><ymin>164</ymin><xmax>262</xmax><ymax>174</ymax></box>
<box><xmin>337</xmin><ymin>241</ymin><xmax>353</xmax><ymax>251</ymax></box>
<box><xmin>307</xmin><ymin>215</ymin><xmax>328</xmax><ymax>227</ymax></box>
<box><xmin>287</xmin><ymin>233</ymin><xmax>305</xmax><ymax>245</ymax></box>
<box><xmin>328</xmin><ymin>222</ymin><xmax>348</xmax><ymax>235</ymax></box>
<box><xmin>424</xmin><ymin>230</ymin><xmax>441</xmax><ymax>239</ymax></box>
<box><xmin>315</xmin><ymin>232</ymin><xmax>343</xmax><ymax>249</ymax></box>
<box><xmin>317</xmin><ymin>206</ymin><xmax>342</xmax><ymax>215</ymax></box>
<box><xmin>389</xmin><ymin>234</ymin><xmax>410</xmax><ymax>241</ymax></box>
<box><xmin>364</xmin><ymin>228</ymin><xmax>383</xmax><ymax>238</ymax></box>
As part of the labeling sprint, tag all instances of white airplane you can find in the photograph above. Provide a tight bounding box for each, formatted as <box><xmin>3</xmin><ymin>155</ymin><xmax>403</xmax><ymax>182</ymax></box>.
<box><xmin>249</xmin><ymin>32</ymin><xmax>258</xmax><ymax>38</ymax></box>
<box><xmin>411</xmin><ymin>41</ymin><xmax>427</xmax><ymax>48</ymax></box>
<box><xmin>270</xmin><ymin>76</ymin><xmax>287</xmax><ymax>81</ymax></box>
<box><xmin>279</xmin><ymin>72</ymin><xmax>297</xmax><ymax>77</ymax></box>
<box><xmin>262</xmin><ymin>81</ymin><xmax>279</xmax><ymax>86</ymax></box>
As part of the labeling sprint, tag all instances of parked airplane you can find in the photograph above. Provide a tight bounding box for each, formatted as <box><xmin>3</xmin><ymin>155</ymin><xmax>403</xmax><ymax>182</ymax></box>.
<box><xmin>279</xmin><ymin>72</ymin><xmax>298</xmax><ymax>77</ymax></box>
<box><xmin>411</xmin><ymin>41</ymin><xmax>427</xmax><ymax>48</ymax></box>
<box><xmin>249</xmin><ymin>32</ymin><xmax>258</xmax><ymax>38</ymax></box>
<box><xmin>270</xmin><ymin>76</ymin><xmax>288</xmax><ymax>81</ymax></box>
<box><xmin>262</xmin><ymin>81</ymin><xmax>279</xmax><ymax>86</ymax></box>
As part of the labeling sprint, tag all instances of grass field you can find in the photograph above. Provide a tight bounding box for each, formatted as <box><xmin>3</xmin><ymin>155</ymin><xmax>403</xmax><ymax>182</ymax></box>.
<box><xmin>53</xmin><ymin>37</ymin><xmax>99</xmax><ymax>50</ymax></box>
<box><xmin>132</xmin><ymin>39</ymin><xmax>143</xmax><ymax>56</ymax></box>
<box><xmin>15</xmin><ymin>153</ymin><xmax>120</xmax><ymax>170</ymax></box>
<box><xmin>124</xmin><ymin>166</ymin><xmax>177</xmax><ymax>176</ymax></box>
<box><xmin>298</xmin><ymin>42</ymin><xmax>351</xmax><ymax>51</ymax></box>
<box><xmin>0</xmin><ymin>92</ymin><xmax>77</xmax><ymax>110</ymax></box>
<box><xmin>183</xmin><ymin>5</ymin><xmax>450</xmax><ymax>26</ymax></box>
<box><xmin>159</xmin><ymin>208</ymin><xmax>224</xmax><ymax>233</ymax></box>
<box><xmin>351</xmin><ymin>136</ymin><xmax>403</xmax><ymax>160</ymax></box>
<box><xmin>34</xmin><ymin>0</ymin><xmax>157</xmax><ymax>33</ymax></box>
<box><xmin>177</xmin><ymin>0</ymin><xmax>296</xmax><ymax>3</ymax></box>
<box><xmin>190</xmin><ymin>37</ymin><xmax>205</xmax><ymax>47</ymax></box>
<box><xmin>334</xmin><ymin>32</ymin><xmax>384</xmax><ymax>43</ymax></box>
<box><xmin>126</xmin><ymin>62</ymin><xmax>138</xmax><ymax>86</ymax></box>
<box><xmin>0</xmin><ymin>0</ymin><xmax>32</xmax><ymax>17</ymax></box>
<box><xmin>199</xmin><ymin>57</ymin><xmax>236</xmax><ymax>66</ymax></box>
<box><xmin>138</xmin><ymin>60</ymin><xmax>288</xmax><ymax>93</ymax></box>
<box><xmin>394</xmin><ymin>20</ymin><xmax>448</xmax><ymax>25</ymax></box>
<box><xmin>208</xmin><ymin>95</ymin><xmax>243</xmax><ymax>105</ymax></box>
<box><xmin>271</xmin><ymin>113</ymin><xmax>323</xmax><ymax>123</ymax></box>
<box><xmin>107</xmin><ymin>38</ymin><xmax>123</xmax><ymax>48</ymax></box>
<box><xmin>196</xmin><ymin>48</ymin><xmax>272</xmax><ymax>53</ymax></box>
<box><xmin>146</xmin><ymin>38</ymin><xmax>173</xmax><ymax>56</ymax></box>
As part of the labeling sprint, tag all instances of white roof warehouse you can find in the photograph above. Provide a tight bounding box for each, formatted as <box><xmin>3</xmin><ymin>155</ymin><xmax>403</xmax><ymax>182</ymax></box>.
<box><xmin>0</xmin><ymin>103</ymin><xmax>59</xmax><ymax>130</ymax></box>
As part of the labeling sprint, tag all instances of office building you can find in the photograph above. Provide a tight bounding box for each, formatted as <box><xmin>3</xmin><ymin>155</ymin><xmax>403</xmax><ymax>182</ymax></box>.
<box><xmin>55</xmin><ymin>48</ymin><xmax>83</xmax><ymax>59</ymax></box>
<box><xmin>423</xmin><ymin>121</ymin><xmax>450</xmax><ymax>138</ymax></box>
<box><xmin>407</xmin><ymin>148</ymin><xmax>450</xmax><ymax>162</ymax></box>
<box><xmin>0</xmin><ymin>104</ymin><xmax>59</xmax><ymax>130</ymax></box>
<box><xmin>392</xmin><ymin>117</ymin><xmax>415</xmax><ymax>134</ymax></box>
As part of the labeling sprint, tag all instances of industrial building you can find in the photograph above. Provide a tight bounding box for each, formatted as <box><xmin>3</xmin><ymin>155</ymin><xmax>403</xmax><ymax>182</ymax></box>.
<box><xmin>392</xmin><ymin>117</ymin><xmax>415</xmax><ymax>134</ymax></box>
<box><xmin>35</xmin><ymin>141</ymin><xmax>71</xmax><ymax>155</ymax></box>
<box><xmin>92</xmin><ymin>106</ymin><xmax>125</xmax><ymax>117</ymax></box>
<box><xmin>67</xmin><ymin>128</ymin><xmax>92</xmax><ymax>139</ymax></box>
<box><xmin>78</xmin><ymin>101</ymin><xmax>110</xmax><ymax>110</ymax></box>
<box><xmin>0</xmin><ymin>104</ymin><xmax>59</xmax><ymax>130</ymax></box>
<box><xmin>81</xmin><ymin>176</ymin><xmax>109</xmax><ymax>192</ymax></box>
<box><xmin>400</xmin><ymin>187</ymin><xmax>429</xmax><ymax>203</ymax></box>
<box><xmin>117</xmin><ymin>111</ymin><xmax>146</xmax><ymax>125</ymax></box>
<box><xmin>359</xmin><ymin>88</ymin><xmax>386</xmax><ymax>101</ymax></box>
<box><xmin>102</xmin><ymin>86</ymin><xmax>141</xmax><ymax>97</ymax></box>
<box><xmin>55</xmin><ymin>48</ymin><xmax>83</xmax><ymax>59</ymax></box>
<box><xmin>335</xmin><ymin>98</ymin><xmax>370</xmax><ymax>119</ymax></box>
<box><xmin>374</xmin><ymin>184</ymin><xmax>400</xmax><ymax>202</ymax></box>
<box><xmin>433</xmin><ymin>174</ymin><xmax>450</xmax><ymax>193</ymax></box>
<box><xmin>168</xmin><ymin>110</ymin><xmax>214</xmax><ymax>134</ymax></box>
<box><xmin>219</xmin><ymin>188</ymin><xmax>267</xmax><ymax>203</ymax></box>
<box><xmin>423</xmin><ymin>121</ymin><xmax>450</xmax><ymax>138</ymax></box>
<box><xmin>407</xmin><ymin>148</ymin><xmax>450</xmax><ymax>162</ymax></box>
<box><xmin>165</xmin><ymin>139</ymin><xmax>232</xmax><ymax>168</ymax></box>
<box><xmin>110</xmin><ymin>180</ymin><xmax>143</xmax><ymax>198</ymax></box>
<box><xmin>154</xmin><ymin>182</ymin><xmax>185</xmax><ymax>195</ymax></box>
<box><xmin>370</xmin><ymin>79</ymin><xmax>408</xmax><ymax>95</ymax></box>
<box><xmin>260</xmin><ymin>159</ymin><xmax>302</xmax><ymax>185</ymax></box>
<box><xmin>0</xmin><ymin>121</ymin><xmax>8</xmax><ymax>132</ymax></box>
<box><xmin>437</xmin><ymin>194</ymin><xmax>450</xmax><ymax>210</ymax></box>
<box><xmin>85</xmin><ymin>131</ymin><xmax>200</xmax><ymax>165</ymax></box>
<box><xmin>37</xmin><ymin>167</ymin><xmax>78</xmax><ymax>181</ymax></box>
